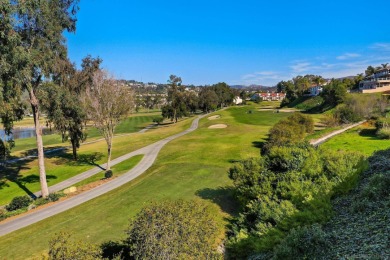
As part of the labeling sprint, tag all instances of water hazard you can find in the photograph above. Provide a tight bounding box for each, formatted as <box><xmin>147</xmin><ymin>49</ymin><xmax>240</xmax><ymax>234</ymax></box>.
<box><xmin>0</xmin><ymin>127</ymin><xmax>54</xmax><ymax>140</ymax></box>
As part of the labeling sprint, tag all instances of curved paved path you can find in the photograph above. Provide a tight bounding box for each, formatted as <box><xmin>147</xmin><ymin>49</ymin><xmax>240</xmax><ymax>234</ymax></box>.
<box><xmin>0</xmin><ymin>115</ymin><xmax>206</xmax><ymax>237</ymax></box>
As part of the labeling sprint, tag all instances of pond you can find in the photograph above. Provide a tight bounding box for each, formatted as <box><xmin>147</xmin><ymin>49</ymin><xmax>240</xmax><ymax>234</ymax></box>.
<box><xmin>0</xmin><ymin>127</ymin><xmax>54</xmax><ymax>140</ymax></box>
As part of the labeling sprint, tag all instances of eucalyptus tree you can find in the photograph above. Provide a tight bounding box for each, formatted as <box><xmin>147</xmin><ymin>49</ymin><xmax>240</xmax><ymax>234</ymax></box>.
<box><xmin>41</xmin><ymin>57</ymin><xmax>102</xmax><ymax>160</ymax></box>
<box><xmin>0</xmin><ymin>0</ymin><xmax>79</xmax><ymax>197</ymax></box>
<box><xmin>83</xmin><ymin>70</ymin><xmax>134</xmax><ymax>171</ymax></box>
<box><xmin>212</xmin><ymin>82</ymin><xmax>234</xmax><ymax>108</ymax></box>
<box><xmin>163</xmin><ymin>75</ymin><xmax>188</xmax><ymax>123</ymax></box>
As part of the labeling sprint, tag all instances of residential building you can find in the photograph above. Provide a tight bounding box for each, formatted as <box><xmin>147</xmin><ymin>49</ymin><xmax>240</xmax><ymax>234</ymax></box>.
<box><xmin>251</xmin><ymin>92</ymin><xmax>286</xmax><ymax>101</ymax></box>
<box><xmin>233</xmin><ymin>96</ymin><xmax>243</xmax><ymax>105</ymax></box>
<box><xmin>359</xmin><ymin>68</ymin><xmax>390</xmax><ymax>93</ymax></box>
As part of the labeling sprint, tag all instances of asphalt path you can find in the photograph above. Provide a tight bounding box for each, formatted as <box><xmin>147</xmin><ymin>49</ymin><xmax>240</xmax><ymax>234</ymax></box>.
<box><xmin>310</xmin><ymin>120</ymin><xmax>366</xmax><ymax>146</ymax></box>
<box><xmin>0</xmin><ymin>115</ymin><xmax>206</xmax><ymax>237</ymax></box>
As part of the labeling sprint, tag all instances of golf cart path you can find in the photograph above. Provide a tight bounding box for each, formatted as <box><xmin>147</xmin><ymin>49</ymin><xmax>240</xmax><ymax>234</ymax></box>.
<box><xmin>310</xmin><ymin>120</ymin><xmax>366</xmax><ymax>146</ymax></box>
<box><xmin>0</xmin><ymin>115</ymin><xmax>206</xmax><ymax>237</ymax></box>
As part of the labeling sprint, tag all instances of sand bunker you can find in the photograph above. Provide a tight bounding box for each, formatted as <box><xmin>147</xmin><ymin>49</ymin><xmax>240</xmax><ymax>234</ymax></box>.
<box><xmin>208</xmin><ymin>124</ymin><xmax>227</xmax><ymax>129</ymax></box>
<box><xmin>208</xmin><ymin>115</ymin><xmax>221</xmax><ymax>120</ymax></box>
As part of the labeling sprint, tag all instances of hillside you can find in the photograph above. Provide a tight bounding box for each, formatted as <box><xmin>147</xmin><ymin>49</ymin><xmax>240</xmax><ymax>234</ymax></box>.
<box><xmin>322</xmin><ymin>149</ymin><xmax>390</xmax><ymax>258</ymax></box>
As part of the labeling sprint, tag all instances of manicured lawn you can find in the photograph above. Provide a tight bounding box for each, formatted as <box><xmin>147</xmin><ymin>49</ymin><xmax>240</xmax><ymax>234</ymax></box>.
<box><xmin>10</xmin><ymin>112</ymin><xmax>160</xmax><ymax>154</ymax></box>
<box><xmin>74</xmin><ymin>155</ymin><xmax>144</xmax><ymax>187</ymax></box>
<box><xmin>0</xmin><ymin>105</ymin><xmax>291</xmax><ymax>259</ymax></box>
<box><xmin>0</xmin><ymin>115</ymin><xmax>192</xmax><ymax>205</ymax></box>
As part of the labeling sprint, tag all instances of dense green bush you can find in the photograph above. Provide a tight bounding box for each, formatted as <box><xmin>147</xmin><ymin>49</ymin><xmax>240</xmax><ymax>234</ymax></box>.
<box><xmin>152</xmin><ymin>116</ymin><xmax>164</xmax><ymax>125</ymax></box>
<box><xmin>363</xmin><ymin>171</ymin><xmax>390</xmax><ymax>200</ymax></box>
<box><xmin>6</xmin><ymin>195</ymin><xmax>32</xmax><ymax>211</ymax></box>
<box><xmin>48</xmin><ymin>192</ymin><xmax>63</xmax><ymax>202</ymax></box>
<box><xmin>126</xmin><ymin>200</ymin><xmax>222</xmax><ymax>259</ymax></box>
<box><xmin>48</xmin><ymin>231</ymin><xmax>102</xmax><ymax>260</ymax></box>
<box><xmin>105</xmin><ymin>170</ymin><xmax>113</xmax><ymax>179</ymax></box>
<box><xmin>264</xmin><ymin>113</ymin><xmax>314</xmax><ymax>151</ymax></box>
<box><xmin>333</xmin><ymin>105</ymin><xmax>362</xmax><ymax>124</ymax></box>
<box><xmin>0</xmin><ymin>208</ymin><xmax>7</xmax><ymax>221</ymax></box>
<box><xmin>228</xmin><ymin>143</ymin><xmax>363</xmax><ymax>257</ymax></box>
<box><xmin>376</xmin><ymin>128</ymin><xmax>390</xmax><ymax>139</ymax></box>
<box><xmin>273</xmin><ymin>224</ymin><xmax>329</xmax><ymax>259</ymax></box>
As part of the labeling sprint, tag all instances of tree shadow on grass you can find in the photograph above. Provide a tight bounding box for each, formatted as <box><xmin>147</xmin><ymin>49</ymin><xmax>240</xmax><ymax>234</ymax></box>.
<box><xmin>358</xmin><ymin>128</ymin><xmax>377</xmax><ymax>138</ymax></box>
<box><xmin>195</xmin><ymin>186</ymin><xmax>240</xmax><ymax>217</ymax></box>
<box><xmin>252</xmin><ymin>141</ymin><xmax>266</xmax><ymax>149</ymax></box>
<box><xmin>0</xmin><ymin>159</ymin><xmax>57</xmax><ymax>199</ymax></box>
<box><xmin>49</xmin><ymin>149</ymin><xmax>105</xmax><ymax>170</ymax></box>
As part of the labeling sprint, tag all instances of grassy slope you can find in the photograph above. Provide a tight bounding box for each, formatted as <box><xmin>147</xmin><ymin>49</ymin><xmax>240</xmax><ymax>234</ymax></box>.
<box><xmin>0</xmin><ymin>114</ymin><xmax>190</xmax><ymax>205</ymax></box>
<box><xmin>0</xmin><ymin>105</ymin><xmax>291</xmax><ymax>259</ymax></box>
<box><xmin>320</xmin><ymin>124</ymin><xmax>390</xmax><ymax>156</ymax></box>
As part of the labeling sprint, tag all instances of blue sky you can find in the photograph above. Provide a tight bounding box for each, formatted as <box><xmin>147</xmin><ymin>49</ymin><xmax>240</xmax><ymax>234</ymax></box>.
<box><xmin>66</xmin><ymin>0</ymin><xmax>390</xmax><ymax>86</ymax></box>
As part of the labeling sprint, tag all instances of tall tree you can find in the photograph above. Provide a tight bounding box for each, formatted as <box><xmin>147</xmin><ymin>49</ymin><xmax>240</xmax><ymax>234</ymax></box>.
<box><xmin>198</xmin><ymin>87</ymin><xmax>218</xmax><ymax>113</ymax></box>
<box><xmin>365</xmin><ymin>66</ymin><xmax>376</xmax><ymax>77</ymax></box>
<box><xmin>0</xmin><ymin>0</ymin><xmax>79</xmax><ymax>197</ymax></box>
<box><xmin>83</xmin><ymin>70</ymin><xmax>134</xmax><ymax>170</ymax></box>
<box><xmin>162</xmin><ymin>75</ymin><xmax>187</xmax><ymax>123</ymax></box>
<box><xmin>212</xmin><ymin>82</ymin><xmax>233</xmax><ymax>108</ymax></box>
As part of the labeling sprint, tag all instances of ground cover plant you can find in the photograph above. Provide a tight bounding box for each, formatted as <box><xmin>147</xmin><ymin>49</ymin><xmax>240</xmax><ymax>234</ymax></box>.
<box><xmin>0</xmin><ymin>105</ymin><xmax>291</xmax><ymax>259</ymax></box>
<box><xmin>260</xmin><ymin>148</ymin><xmax>390</xmax><ymax>259</ymax></box>
<box><xmin>226</xmin><ymin>142</ymin><xmax>364</xmax><ymax>258</ymax></box>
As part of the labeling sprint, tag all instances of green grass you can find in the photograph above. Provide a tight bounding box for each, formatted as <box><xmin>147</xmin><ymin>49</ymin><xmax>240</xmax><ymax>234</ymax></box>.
<box><xmin>10</xmin><ymin>113</ymin><xmax>160</xmax><ymax>153</ymax></box>
<box><xmin>0</xmin><ymin>104</ymin><xmax>291</xmax><ymax>259</ymax></box>
<box><xmin>74</xmin><ymin>155</ymin><xmax>144</xmax><ymax>187</ymax></box>
<box><xmin>321</xmin><ymin>125</ymin><xmax>390</xmax><ymax>156</ymax></box>
<box><xmin>0</xmin><ymin>116</ymin><xmax>192</xmax><ymax>205</ymax></box>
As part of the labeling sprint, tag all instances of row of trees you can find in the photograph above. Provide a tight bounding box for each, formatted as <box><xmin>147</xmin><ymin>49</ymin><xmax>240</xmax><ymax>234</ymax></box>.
<box><xmin>0</xmin><ymin>1</ymin><xmax>133</xmax><ymax>198</ymax></box>
<box><xmin>162</xmin><ymin>76</ymin><xmax>236</xmax><ymax>122</ymax></box>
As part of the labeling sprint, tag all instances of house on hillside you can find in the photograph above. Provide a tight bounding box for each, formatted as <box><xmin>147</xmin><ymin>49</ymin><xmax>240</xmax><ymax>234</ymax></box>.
<box><xmin>251</xmin><ymin>92</ymin><xmax>286</xmax><ymax>101</ymax></box>
<box><xmin>233</xmin><ymin>96</ymin><xmax>243</xmax><ymax>105</ymax></box>
<box><xmin>308</xmin><ymin>85</ymin><xmax>323</xmax><ymax>96</ymax></box>
<box><xmin>359</xmin><ymin>68</ymin><xmax>390</xmax><ymax>93</ymax></box>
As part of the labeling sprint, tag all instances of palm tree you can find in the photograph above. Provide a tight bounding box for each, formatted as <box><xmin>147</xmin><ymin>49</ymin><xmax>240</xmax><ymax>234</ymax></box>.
<box><xmin>381</xmin><ymin>63</ymin><xmax>389</xmax><ymax>69</ymax></box>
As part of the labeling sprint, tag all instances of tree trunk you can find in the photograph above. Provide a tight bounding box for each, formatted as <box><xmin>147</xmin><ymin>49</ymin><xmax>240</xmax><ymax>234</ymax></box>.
<box><xmin>29</xmin><ymin>89</ymin><xmax>49</xmax><ymax>198</ymax></box>
<box><xmin>71</xmin><ymin>138</ymin><xmax>78</xmax><ymax>160</ymax></box>
<box><xmin>106</xmin><ymin>143</ymin><xmax>112</xmax><ymax>171</ymax></box>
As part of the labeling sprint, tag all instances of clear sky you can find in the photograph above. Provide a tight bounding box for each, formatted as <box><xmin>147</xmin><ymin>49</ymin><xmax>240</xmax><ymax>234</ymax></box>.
<box><xmin>66</xmin><ymin>0</ymin><xmax>390</xmax><ymax>86</ymax></box>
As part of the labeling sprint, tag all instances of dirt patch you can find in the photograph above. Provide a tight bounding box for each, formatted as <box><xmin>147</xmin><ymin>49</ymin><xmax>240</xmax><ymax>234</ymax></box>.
<box><xmin>208</xmin><ymin>124</ymin><xmax>227</xmax><ymax>129</ymax></box>
<box><xmin>208</xmin><ymin>115</ymin><xmax>221</xmax><ymax>120</ymax></box>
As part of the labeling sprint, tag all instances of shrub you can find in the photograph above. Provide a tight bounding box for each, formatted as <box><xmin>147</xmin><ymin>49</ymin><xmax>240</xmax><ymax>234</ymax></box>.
<box><xmin>152</xmin><ymin>116</ymin><xmax>164</xmax><ymax>125</ymax></box>
<box><xmin>104</xmin><ymin>170</ymin><xmax>113</xmax><ymax>179</ymax></box>
<box><xmin>48</xmin><ymin>192</ymin><xmax>63</xmax><ymax>202</ymax></box>
<box><xmin>273</xmin><ymin>224</ymin><xmax>329</xmax><ymax>259</ymax></box>
<box><xmin>126</xmin><ymin>200</ymin><xmax>222</xmax><ymax>259</ymax></box>
<box><xmin>48</xmin><ymin>231</ymin><xmax>102</xmax><ymax>259</ymax></box>
<box><xmin>286</xmin><ymin>113</ymin><xmax>314</xmax><ymax>133</ymax></box>
<box><xmin>333</xmin><ymin>105</ymin><xmax>363</xmax><ymax>124</ymax></box>
<box><xmin>363</xmin><ymin>171</ymin><xmax>390</xmax><ymax>200</ymax></box>
<box><xmin>34</xmin><ymin>197</ymin><xmax>50</xmax><ymax>207</ymax></box>
<box><xmin>264</xmin><ymin>113</ymin><xmax>314</xmax><ymax>152</ymax></box>
<box><xmin>6</xmin><ymin>196</ymin><xmax>32</xmax><ymax>211</ymax></box>
<box><xmin>376</xmin><ymin>128</ymin><xmax>390</xmax><ymax>139</ymax></box>
<box><xmin>0</xmin><ymin>208</ymin><xmax>7</xmax><ymax>221</ymax></box>
<box><xmin>321</xmin><ymin>113</ymin><xmax>340</xmax><ymax>127</ymax></box>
